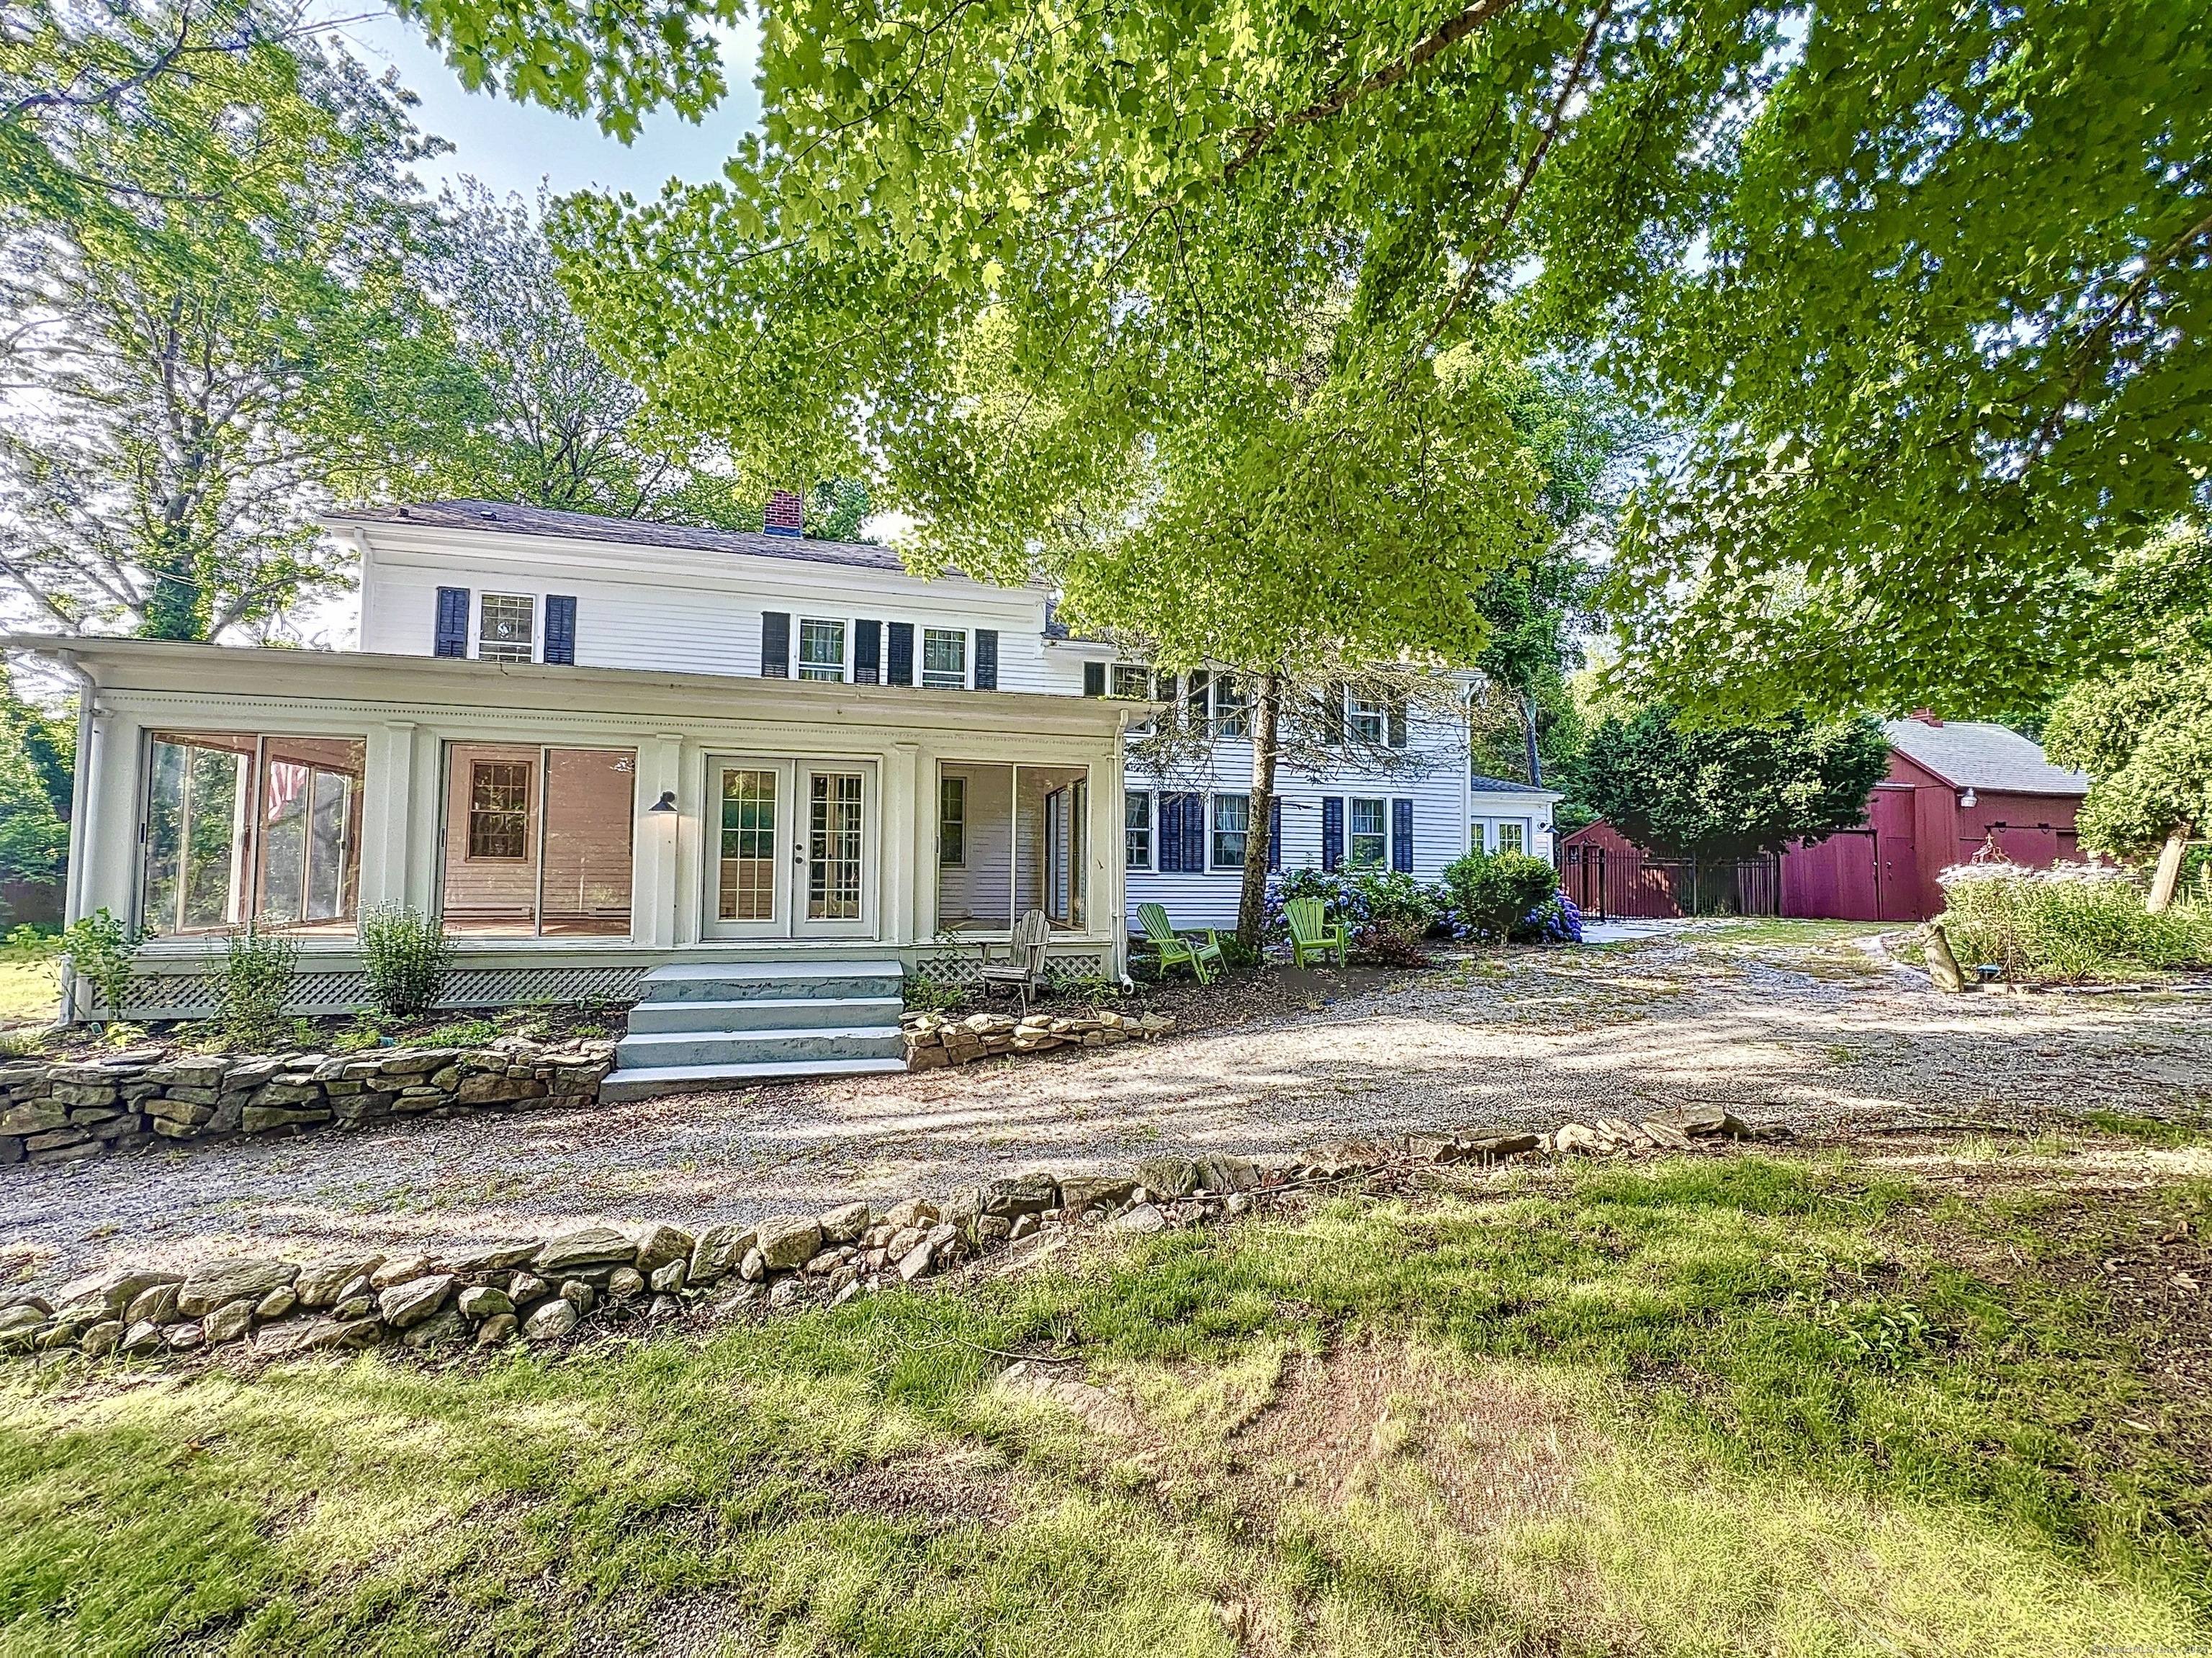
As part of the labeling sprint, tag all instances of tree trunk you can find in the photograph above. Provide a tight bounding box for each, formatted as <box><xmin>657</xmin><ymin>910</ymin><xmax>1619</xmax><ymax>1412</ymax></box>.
<box><xmin>2147</xmin><ymin>821</ymin><xmax>2194</xmax><ymax>914</ymax></box>
<box><xmin>1236</xmin><ymin>672</ymin><xmax>1283</xmax><ymax>950</ymax></box>
<box><xmin>1521</xmin><ymin>688</ymin><xmax>1543</xmax><ymax>787</ymax></box>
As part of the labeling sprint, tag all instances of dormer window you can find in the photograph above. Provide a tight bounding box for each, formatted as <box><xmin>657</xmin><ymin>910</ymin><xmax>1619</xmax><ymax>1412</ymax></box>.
<box><xmin>478</xmin><ymin>594</ymin><xmax>535</xmax><ymax>664</ymax></box>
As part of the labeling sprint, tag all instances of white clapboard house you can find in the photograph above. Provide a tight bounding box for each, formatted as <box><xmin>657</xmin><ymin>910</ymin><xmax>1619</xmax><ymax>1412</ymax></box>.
<box><xmin>18</xmin><ymin>495</ymin><xmax>1559</xmax><ymax>1091</ymax></box>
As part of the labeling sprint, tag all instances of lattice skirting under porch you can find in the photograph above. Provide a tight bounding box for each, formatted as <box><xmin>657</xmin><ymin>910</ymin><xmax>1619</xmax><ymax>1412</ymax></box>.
<box><xmin>117</xmin><ymin>964</ymin><xmax>652</xmax><ymax>1022</ymax></box>
<box><xmin>913</xmin><ymin>951</ymin><xmax>1108</xmax><ymax>987</ymax></box>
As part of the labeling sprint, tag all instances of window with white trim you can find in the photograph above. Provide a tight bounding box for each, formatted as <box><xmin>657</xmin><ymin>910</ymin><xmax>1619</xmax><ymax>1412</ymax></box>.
<box><xmin>1110</xmin><ymin>663</ymin><xmax>1152</xmax><ymax>699</ymax></box>
<box><xmin>1345</xmin><ymin>690</ymin><xmax>1388</xmax><ymax>745</ymax></box>
<box><xmin>1212</xmin><ymin>793</ymin><xmax>1249</xmax><ymax>868</ymax></box>
<box><xmin>477</xmin><ymin>593</ymin><xmax>535</xmax><ymax>664</ymax></box>
<box><xmin>1125</xmin><ymin>789</ymin><xmax>1152</xmax><ymax>868</ymax></box>
<box><xmin>1349</xmin><ymin>798</ymin><xmax>1387</xmax><ymax>868</ymax></box>
<box><xmin>1213</xmin><ymin>674</ymin><xmax>1249</xmax><ymax>738</ymax></box>
<box><xmin>798</xmin><ymin>618</ymin><xmax>846</xmax><ymax>680</ymax></box>
<box><xmin>922</xmin><ymin>627</ymin><xmax>966</xmax><ymax>688</ymax></box>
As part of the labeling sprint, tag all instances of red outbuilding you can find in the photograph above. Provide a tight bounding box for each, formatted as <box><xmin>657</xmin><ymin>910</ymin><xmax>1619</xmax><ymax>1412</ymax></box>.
<box><xmin>1780</xmin><ymin>714</ymin><xmax>2089</xmax><ymax>922</ymax></box>
<box><xmin>1562</xmin><ymin>715</ymin><xmax>2090</xmax><ymax>923</ymax></box>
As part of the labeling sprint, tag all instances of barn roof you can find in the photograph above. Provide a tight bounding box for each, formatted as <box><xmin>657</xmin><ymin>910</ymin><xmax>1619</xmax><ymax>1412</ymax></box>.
<box><xmin>1882</xmin><ymin>719</ymin><xmax>2088</xmax><ymax>796</ymax></box>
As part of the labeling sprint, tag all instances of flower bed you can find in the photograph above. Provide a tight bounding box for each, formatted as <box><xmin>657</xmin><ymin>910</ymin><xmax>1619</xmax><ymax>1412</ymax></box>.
<box><xmin>1937</xmin><ymin>860</ymin><xmax>2212</xmax><ymax>983</ymax></box>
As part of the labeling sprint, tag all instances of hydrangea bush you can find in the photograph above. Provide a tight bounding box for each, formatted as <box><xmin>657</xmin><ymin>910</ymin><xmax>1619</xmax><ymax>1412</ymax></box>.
<box><xmin>1264</xmin><ymin>857</ymin><xmax>1581</xmax><ymax>955</ymax></box>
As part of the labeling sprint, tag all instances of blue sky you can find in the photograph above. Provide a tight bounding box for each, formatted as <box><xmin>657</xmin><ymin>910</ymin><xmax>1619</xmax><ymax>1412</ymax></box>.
<box><xmin>328</xmin><ymin>8</ymin><xmax>760</xmax><ymax>204</ymax></box>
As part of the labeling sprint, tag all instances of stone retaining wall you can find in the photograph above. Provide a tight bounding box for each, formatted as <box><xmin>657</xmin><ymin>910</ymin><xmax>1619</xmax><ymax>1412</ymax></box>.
<box><xmin>0</xmin><ymin>1038</ymin><xmax>617</xmax><ymax>1167</ymax></box>
<box><xmin>0</xmin><ymin>1107</ymin><xmax>1768</xmax><ymax>1366</ymax></box>
<box><xmin>901</xmin><ymin>1007</ymin><xmax>1174</xmax><ymax>1068</ymax></box>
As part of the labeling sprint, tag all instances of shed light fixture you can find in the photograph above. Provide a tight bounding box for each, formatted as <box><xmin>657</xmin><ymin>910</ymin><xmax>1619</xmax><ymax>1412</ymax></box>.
<box><xmin>649</xmin><ymin>790</ymin><xmax>678</xmax><ymax>814</ymax></box>
<box><xmin>1959</xmin><ymin>788</ymin><xmax>1978</xmax><ymax>808</ymax></box>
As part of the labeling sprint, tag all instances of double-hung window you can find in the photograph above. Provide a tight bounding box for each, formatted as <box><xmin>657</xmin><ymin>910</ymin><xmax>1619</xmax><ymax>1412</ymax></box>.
<box><xmin>1125</xmin><ymin>789</ymin><xmax>1153</xmax><ymax>869</ymax></box>
<box><xmin>1211</xmin><ymin>793</ymin><xmax>1249</xmax><ymax>868</ymax></box>
<box><xmin>798</xmin><ymin>618</ymin><xmax>846</xmax><ymax>680</ymax></box>
<box><xmin>478</xmin><ymin>594</ymin><xmax>535</xmax><ymax>664</ymax></box>
<box><xmin>1349</xmin><ymin>798</ymin><xmax>1388</xmax><ymax>868</ymax></box>
<box><xmin>922</xmin><ymin>628</ymin><xmax>966</xmax><ymax>688</ymax></box>
<box><xmin>1213</xmin><ymin>675</ymin><xmax>1249</xmax><ymax>738</ymax></box>
<box><xmin>1110</xmin><ymin>664</ymin><xmax>1151</xmax><ymax>699</ymax></box>
<box><xmin>1345</xmin><ymin>690</ymin><xmax>1388</xmax><ymax>745</ymax></box>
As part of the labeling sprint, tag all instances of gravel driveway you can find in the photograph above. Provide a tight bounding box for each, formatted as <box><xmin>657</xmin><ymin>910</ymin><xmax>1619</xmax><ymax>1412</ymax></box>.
<box><xmin>6</xmin><ymin>924</ymin><xmax>2209</xmax><ymax>1293</ymax></box>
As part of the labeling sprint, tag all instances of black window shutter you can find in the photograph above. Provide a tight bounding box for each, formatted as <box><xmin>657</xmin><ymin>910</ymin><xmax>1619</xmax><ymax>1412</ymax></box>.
<box><xmin>760</xmin><ymin>611</ymin><xmax>791</xmax><ymax>677</ymax></box>
<box><xmin>1083</xmin><ymin>661</ymin><xmax>1106</xmax><ymax>697</ymax></box>
<box><xmin>1323</xmin><ymin>682</ymin><xmax>1346</xmax><ymax>744</ymax></box>
<box><xmin>434</xmin><ymin>587</ymin><xmax>469</xmax><ymax>657</ymax></box>
<box><xmin>1182</xmin><ymin>794</ymin><xmax>1206</xmax><ymax>873</ymax></box>
<box><xmin>1321</xmin><ymin>796</ymin><xmax>1344</xmax><ymax>872</ymax></box>
<box><xmin>1268</xmin><ymin>796</ymin><xmax>1283</xmax><ymax>872</ymax></box>
<box><xmin>974</xmin><ymin>628</ymin><xmax>999</xmax><ymax>690</ymax></box>
<box><xmin>1392</xmin><ymin>798</ymin><xmax>1414</xmax><ymax>872</ymax></box>
<box><xmin>853</xmin><ymin>619</ymin><xmax>882</xmax><ymax>684</ymax></box>
<box><xmin>1157</xmin><ymin>794</ymin><xmax>1184</xmax><ymax>873</ymax></box>
<box><xmin>887</xmin><ymin>621</ymin><xmax>914</xmax><ymax>686</ymax></box>
<box><xmin>1388</xmin><ymin>696</ymin><xmax>1408</xmax><ymax>749</ymax></box>
<box><xmin>544</xmin><ymin>595</ymin><xmax>577</xmax><ymax>664</ymax></box>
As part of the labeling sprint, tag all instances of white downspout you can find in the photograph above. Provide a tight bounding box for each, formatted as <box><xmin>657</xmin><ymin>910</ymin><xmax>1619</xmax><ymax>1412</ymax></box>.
<box><xmin>52</xmin><ymin>648</ymin><xmax>99</xmax><ymax>1024</ymax></box>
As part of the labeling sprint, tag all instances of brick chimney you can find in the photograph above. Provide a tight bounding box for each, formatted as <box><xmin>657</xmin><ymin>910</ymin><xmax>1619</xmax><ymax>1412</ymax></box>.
<box><xmin>1909</xmin><ymin>707</ymin><xmax>1943</xmax><ymax>726</ymax></box>
<box><xmin>764</xmin><ymin>488</ymin><xmax>804</xmax><ymax>538</ymax></box>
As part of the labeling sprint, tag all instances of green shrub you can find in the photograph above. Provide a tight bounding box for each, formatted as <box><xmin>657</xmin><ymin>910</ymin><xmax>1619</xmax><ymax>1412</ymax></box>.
<box><xmin>217</xmin><ymin>923</ymin><xmax>298</xmax><ymax>1049</ymax></box>
<box><xmin>1938</xmin><ymin>862</ymin><xmax>2212</xmax><ymax>982</ymax></box>
<box><xmin>903</xmin><ymin>969</ymin><xmax>966</xmax><ymax>1012</ymax></box>
<box><xmin>359</xmin><ymin>903</ymin><xmax>453</xmax><ymax>1019</ymax></box>
<box><xmin>58</xmin><ymin>907</ymin><xmax>149</xmax><ymax>1020</ymax></box>
<box><xmin>1442</xmin><ymin>850</ymin><xmax>1562</xmax><ymax>942</ymax></box>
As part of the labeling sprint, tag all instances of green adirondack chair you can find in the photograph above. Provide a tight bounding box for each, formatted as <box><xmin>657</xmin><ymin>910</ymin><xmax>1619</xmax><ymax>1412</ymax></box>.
<box><xmin>1137</xmin><ymin>902</ymin><xmax>1225</xmax><ymax>983</ymax></box>
<box><xmin>1285</xmin><ymin>896</ymin><xmax>1350</xmax><ymax>968</ymax></box>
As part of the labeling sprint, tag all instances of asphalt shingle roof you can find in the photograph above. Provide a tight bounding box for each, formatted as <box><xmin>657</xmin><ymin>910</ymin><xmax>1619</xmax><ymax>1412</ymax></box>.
<box><xmin>1469</xmin><ymin>775</ymin><xmax>1560</xmax><ymax>796</ymax></box>
<box><xmin>328</xmin><ymin>499</ymin><xmax>910</xmax><ymax>575</ymax></box>
<box><xmin>1883</xmin><ymin>718</ymin><xmax>2088</xmax><ymax>796</ymax></box>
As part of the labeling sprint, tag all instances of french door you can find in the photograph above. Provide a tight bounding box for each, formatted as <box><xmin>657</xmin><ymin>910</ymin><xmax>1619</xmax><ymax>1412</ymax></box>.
<box><xmin>704</xmin><ymin>757</ymin><xmax>876</xmax><ymax>940</ymax></box>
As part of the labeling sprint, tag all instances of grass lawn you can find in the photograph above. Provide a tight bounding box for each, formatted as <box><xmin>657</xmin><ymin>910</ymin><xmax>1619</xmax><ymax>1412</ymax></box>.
<box><xmin>0</xmin><ymin>953</ymin><xmax>57</xmax><ymax>1027</ymax></box>
<box><xmin>4</xmin><ymin>1150</ymin><xmax>2209</xmax><ymax>1655</ymax></box>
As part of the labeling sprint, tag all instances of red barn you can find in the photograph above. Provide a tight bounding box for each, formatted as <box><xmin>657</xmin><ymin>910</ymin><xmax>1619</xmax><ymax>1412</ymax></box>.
<box><xmin>1781</xmin><ymin>715</ymin><xmax>2089</xmax><ymax>922</ymax></box>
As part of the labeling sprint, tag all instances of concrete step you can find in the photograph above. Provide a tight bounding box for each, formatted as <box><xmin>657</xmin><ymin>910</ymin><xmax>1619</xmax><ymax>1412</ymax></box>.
<box><xmin>600</xmin><ymin>1055</ymin><xmax>909</xmax><ymax>1103</ymax></box>
<box><xmin>613</xmin><ymin>1025</ymin><xmax>907</xmax><ymax>1072</ymax></box>
<box><xmin>634</xmin><ymin>959</ymin><xmax>905</xmax><ymax>1004</ymax></box>
<box><xmin>624</xmin><ymin>995</ymin><xmax>906</xmax><ymax>1034</ymax></box>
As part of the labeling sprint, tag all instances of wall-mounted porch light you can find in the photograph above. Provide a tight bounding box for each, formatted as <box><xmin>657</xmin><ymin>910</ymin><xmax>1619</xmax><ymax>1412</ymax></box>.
<box><xmin>649</xmin><ymin>790</ymin><xmax>678</xmax><ymax>814</ymax></box>
<box><xmin>1959</xmin><ymin>788</ymin><xmax>1978</xmax><ymax>808</ymax></box>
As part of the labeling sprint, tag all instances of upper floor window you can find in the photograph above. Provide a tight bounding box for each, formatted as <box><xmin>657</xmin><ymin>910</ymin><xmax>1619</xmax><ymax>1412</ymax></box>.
<box><xmin>1346</xmin><ymin>690</ymin><xmax>1388</xmax><ymax>746</ymax></box>
<box><xmin>799</xmin><ymin>618</ymin><xmax>846</xmax><ymax>681</ymax></box>
<box><xmin>479</xmin><ymin>594</ymin><xmax>534</xmax><ymax>664</ymax></box>
<box><xmin>1110</xmin><ymin>664</ymin><xmax>1152</xmax><ymax>699</ymax></box>
<box><xmin>922</xmin><ymin>628</ymin><xmax>967</xmax><ymax>689</ymax></box>
<box><xmin>1349</xmin><ymin>798</ymin><xmax>1388</xmax><ymax>868</ymax></box>
<box><xmin>1214</xmin><ymin>674</ymin><xmax>1249</xmax><ymax>738</ymax></box>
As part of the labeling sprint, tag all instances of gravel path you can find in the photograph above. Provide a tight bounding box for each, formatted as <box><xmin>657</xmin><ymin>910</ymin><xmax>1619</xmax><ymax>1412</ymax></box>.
<box><xmin>6</xmin><ymin>924</ymin><xmax>2208</xmax><ymax>1292</ymax></box>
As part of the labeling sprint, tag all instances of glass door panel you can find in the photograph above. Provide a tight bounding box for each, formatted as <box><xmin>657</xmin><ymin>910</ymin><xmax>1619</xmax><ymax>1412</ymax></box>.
<box><xmin>795</xmin><ymin>765</ymin><xmax>872</xmax><ymax>937</ymax></box>
<box><xmin>709</xmin><ymin>761</ymin><xmax>786</xmax><ymax>935</ymax></box>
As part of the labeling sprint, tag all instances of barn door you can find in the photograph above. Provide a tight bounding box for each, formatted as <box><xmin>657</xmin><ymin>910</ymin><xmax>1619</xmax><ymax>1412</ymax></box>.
<box><xmin>1870</xmin><ymin>787</ymin><xmax>1922</xmax><ymax>922</ymax></box>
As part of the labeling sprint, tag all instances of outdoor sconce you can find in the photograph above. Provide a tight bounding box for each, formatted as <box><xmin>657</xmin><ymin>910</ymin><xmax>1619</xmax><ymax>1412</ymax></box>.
<box><xmin>649</xmin><ymin>790</ymin><xmax>678</xmax><ymax>814</ymax></box>
<box><xmin>1959</xmin><ymin>788</ymin><xmax>1977</xmax><ymax>808</ymax></box>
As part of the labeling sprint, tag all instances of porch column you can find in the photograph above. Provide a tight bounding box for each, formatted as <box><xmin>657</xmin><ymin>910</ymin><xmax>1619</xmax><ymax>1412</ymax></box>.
<box><xmin>639</xmin><ymin>732</ymin><xmax>685</xmax><ymax>950</ymax></box>
<box><xmin>884</xmin><ymin>741</ymin><xmax>920</xmax><ymax>946</ymax></box>
<box><xmin>1087</xmin><ymin>747</ymin><xmax>1123</xmax><ymax>978</ymax></box>
<box><xmin>359</xmin><ymin>720</ymin><xmax>415</xmax><ymax>911</ymax></box>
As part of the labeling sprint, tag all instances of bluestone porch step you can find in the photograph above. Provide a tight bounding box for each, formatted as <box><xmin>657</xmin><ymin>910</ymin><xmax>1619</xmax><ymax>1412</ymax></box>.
<box><xmin>614</xmin><ymin>1025</ymin><xmax>906</xmax><ymax>1071</ymax></box>
<box><xmin>634</xmin><ymin>960</ymin><xmax>904</xmax><ymax>1004</ymax></box>
<box><xmin>623</xmin><ymin>995</ymin><xmax>905</xmax><ymax>1034</ymax></box>
<box><xmin>600</xmin><ymin>1056</ymin><xmax>909</xmax><ymax>1103</ymax></box>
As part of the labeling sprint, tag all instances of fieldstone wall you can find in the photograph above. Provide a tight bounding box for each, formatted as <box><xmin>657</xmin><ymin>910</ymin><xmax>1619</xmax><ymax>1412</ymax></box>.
<box><xmin>0</xmin><ymin>1106</ymin><xmax>1774</xmax><ymax>1366</ymax></box>
<box><xmin>0</xmin><ymin>1037</ymin><xmax>616</xmax><ymax>1168</ymax></box>
<box><xmin>902</xmin><ymin>1007</ymin><xmax>1174</xmax><ymax>1068</ymax></box>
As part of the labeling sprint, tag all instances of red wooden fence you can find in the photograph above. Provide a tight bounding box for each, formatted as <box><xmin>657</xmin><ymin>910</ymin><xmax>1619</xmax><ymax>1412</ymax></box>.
<box><xmin>1563</xmin><ymin>844</ymin><xmax>1781</xmax><ymax>922</ymax></box>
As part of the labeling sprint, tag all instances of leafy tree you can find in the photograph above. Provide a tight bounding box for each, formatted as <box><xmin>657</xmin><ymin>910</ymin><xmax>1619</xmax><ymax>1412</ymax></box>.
<box><xmin>410</xmin><ymin>0</ymin><xmax>2205</xmax><ymax>721</ymax></box>
<box><xmin>421</xmin><ymin>181</ymin><xmax>754</xmax><ymax>528</ymax></box>
<box><xmin>0</xmin><ymin>662</ymin><xmax>71</xmax><ymax>888</ymax></box>
<box><xmin>2045</xmin><ymin>658</ymin><xmax>2212</xmax><ymax>911</ymax></box>
<box><xmin>0</xmin><ymin>4</ymin><xmax>469</xmax><ymax>640</ymax></box>
<box><xmin>1570</xmin><ymin>704</ymin><xmax>1891</xmax><ymax>865</ymax></box>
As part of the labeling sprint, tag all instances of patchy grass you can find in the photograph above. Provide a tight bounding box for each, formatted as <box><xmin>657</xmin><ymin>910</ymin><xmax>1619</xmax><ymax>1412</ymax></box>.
<box><xmin>0</xmin><ymin>955</ymin><xmax>57</xmax><ymax>1027</ymax></box>
<box><xmin>2080</xmin><ymin>1109</ymin><xmax>2212</xmax><ymax>1149</ymax></box>
<box><xmin>2</xmin><ymin>1155</ymin><xmax>2208</xmax><ymax>1655</ymax></box>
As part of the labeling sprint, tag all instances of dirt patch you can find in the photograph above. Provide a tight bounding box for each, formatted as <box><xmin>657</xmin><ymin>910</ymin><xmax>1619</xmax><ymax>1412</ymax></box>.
<box><xmin>1229</xmin><ymin>1340</ymin><xmax>1588</xmax><ymax>1533</ymax></box>
<box><xmin>1112</xmin><ymin>958</ymin><xmax>1434</xmax><ymax>1037</ymax></box>
<box><xmin>824</xmin><ymin>1445</ymin><xmax>1024</xmax><ymax>1531</ymax></box>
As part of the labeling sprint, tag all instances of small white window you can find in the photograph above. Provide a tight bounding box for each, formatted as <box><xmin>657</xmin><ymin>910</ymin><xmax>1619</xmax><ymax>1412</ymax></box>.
<box><xmin>1346</xmin><ymin>690</ymin><xmax>1387</xmax><ymax>745</ymax></box>
<box><xmin>478</xmin><ymin>594</ymin><xmax>535</xmax><ymax>664</ymax></box>
<box><xmin>1214</xmin><ymin>674</ymin><xmax>1249</xmax><ymax>738</ymax></box>
<box><xmin>1349</xmin><ymin>798</ymin><xmax>1387</xmax><ymax>868</ymax></box>
<box><xmin>1125</xmin><ymin>789</ymin><xmax>1152</xmax><ymax>869</ymax></box>
<box><xmin>799</xmin><ymin>618</ymin><xmax>846</xmax><ymax>681</ymax></box>
<box><xmin>922</xmin><ymin>628</ymin><xmax>966</xmax><ymax>689</ymax></box>
<box><xmin>1110</xmin><ymin>663</ymin><xmax>1151</xmax><ymax>699</ymax></box>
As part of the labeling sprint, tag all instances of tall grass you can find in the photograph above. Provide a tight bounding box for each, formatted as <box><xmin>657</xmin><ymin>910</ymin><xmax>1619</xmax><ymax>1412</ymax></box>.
<box><xmin>1938</xmin><ymin>861</ymin><xmax>2212</xmax><ymax>982</ymax></box>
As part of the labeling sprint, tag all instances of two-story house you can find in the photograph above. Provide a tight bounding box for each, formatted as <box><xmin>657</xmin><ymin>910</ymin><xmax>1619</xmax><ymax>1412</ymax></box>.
<box><xmin>17</xmin><ymin>495</ymin><xmax>1557</xmax><ymax>1091</ymax></box>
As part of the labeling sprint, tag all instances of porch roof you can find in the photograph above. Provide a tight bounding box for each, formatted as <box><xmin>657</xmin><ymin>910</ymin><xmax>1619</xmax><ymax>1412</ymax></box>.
<box><xmin>2</xmin><ymin>636</ymin><xmax>1132</xmax><ymax>739</ymax></box>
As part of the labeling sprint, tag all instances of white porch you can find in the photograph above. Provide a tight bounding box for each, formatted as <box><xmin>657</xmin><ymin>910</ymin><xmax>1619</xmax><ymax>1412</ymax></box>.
<box><xmin>14</xmin><ymin>639</ymin><xmax>1133</xmax><ymax>1024</ymax></box>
